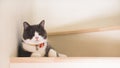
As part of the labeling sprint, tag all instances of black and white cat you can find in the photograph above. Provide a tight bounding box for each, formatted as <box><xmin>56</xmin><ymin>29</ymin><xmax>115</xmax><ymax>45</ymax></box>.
<box><xmin>18</xmin><ymin>20</ymin><xmax>67</xmax><ymax>57</ymax></box>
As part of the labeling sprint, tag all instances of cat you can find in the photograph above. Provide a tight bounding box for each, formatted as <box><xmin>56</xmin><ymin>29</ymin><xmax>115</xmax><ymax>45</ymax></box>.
<box><xmin>18</xmin><ymin>20</ymin><xmax>67</xmax><ymax>57</ymax></box>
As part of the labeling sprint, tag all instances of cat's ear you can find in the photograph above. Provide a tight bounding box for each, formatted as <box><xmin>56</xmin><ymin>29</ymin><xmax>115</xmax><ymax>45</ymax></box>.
<box><xmin>23</xmin><ymin>22</ymin><xmax>30</xmax><ymax>30</ymax></box>
<box><xmin>39</xmin><ymin>20</ymin><xmax>45</xmax><ymax>28</ymax></box>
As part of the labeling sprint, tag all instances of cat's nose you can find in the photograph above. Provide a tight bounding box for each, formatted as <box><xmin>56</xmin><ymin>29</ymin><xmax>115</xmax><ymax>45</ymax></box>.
<box><xmin>35</xmin><ymin>37</ymin><xmax>39</xmax><ymax>40</ymax></box>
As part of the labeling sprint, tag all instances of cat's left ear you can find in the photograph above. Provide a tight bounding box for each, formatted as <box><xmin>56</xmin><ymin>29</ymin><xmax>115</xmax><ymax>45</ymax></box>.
<box><xmin>23</xmin><ymin>22</ymin><xmax>30</xmax><ymax>30</ymax></box>
<box><xmin>39</xmin><ymin>20</ymin><xmax>45</xmax><ymax>28</ymax></box>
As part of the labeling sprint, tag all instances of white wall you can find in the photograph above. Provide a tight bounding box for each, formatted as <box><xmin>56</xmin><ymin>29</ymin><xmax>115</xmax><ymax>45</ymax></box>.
<box><xmin>32</xmin><ymin>0</ymin><xmax>120</xmax><ymax>32</ymax></box>
<box><xmin>0</xmin><ymin>0</ymin><xmax>33</xmax><ymax>68</ymax></box>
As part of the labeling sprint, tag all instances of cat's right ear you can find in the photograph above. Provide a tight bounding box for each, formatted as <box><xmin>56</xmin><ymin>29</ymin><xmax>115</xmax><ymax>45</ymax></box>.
<box><xmin>23</xmin><ymin>22</ymin><xmax>30</xmax><ymax>30</ymax></box>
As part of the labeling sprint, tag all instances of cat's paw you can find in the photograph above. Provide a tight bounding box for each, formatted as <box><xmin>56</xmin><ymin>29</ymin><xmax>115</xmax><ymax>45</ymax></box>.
<box><xmin>59</xmin><ymin>54</ymin><xmax>67</xmax><ymax>57</ymax></box>
<box><xmin>31</xmin><ymin>53</ymin><xmax>41</xmax><ymax>57</ymax></box>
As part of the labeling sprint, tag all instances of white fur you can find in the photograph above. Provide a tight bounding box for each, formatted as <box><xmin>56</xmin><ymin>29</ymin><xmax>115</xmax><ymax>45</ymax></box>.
<box><xmin>31</xmin><ymin>52</ymin><xmax>42</xmax><ymax>57</ymax></box>
<box><xmin>49</xmin><ymin>49</ymin><xmax>67</xmax><ymax>57</ymax></box>
<box><xmin>59</xmin><ymin>53</ymin><xmax>67</xmax><ymax>57</ymax></box>
<box><xmin>49</xmin><ymin>49</ymin><xmax>57</xmax><ymax>57</ymax></box>
<box><xmin>23</xmin><ymin>42</ymin><xmax>47</xmax><ymax>57</ymax></box>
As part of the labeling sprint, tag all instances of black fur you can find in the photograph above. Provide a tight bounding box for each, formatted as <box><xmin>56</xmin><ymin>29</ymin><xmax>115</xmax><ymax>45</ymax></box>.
<box><xmin>17</xmin><ymin>41</ymin><xmax>32</xmax><ymax>57</ymax></box>
<box><xmin>44</xmin><ymin>44</ymin><xmax>52</xmax><ymax>57</ymax></box>
<box><xmin>23</xmin><ymin>20</ymin><xmax>47</xmax><ymax>40</ymax></box>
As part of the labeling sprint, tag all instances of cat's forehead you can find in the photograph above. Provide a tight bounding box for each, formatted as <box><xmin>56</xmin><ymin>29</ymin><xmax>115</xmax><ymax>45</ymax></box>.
<box><xmin>31</xmin><ymin>25</ymin><xmax>38</xmax><ymax>28</ymax></box>
<box><xmin>26</xmin><ymin>25</ymin><xmax>44</xmax><ymax>33</ymax></box>
<box><xmin>30</xmin><ymin>25</ymin><xmax>42</xmax><ymax>29</ymax></box>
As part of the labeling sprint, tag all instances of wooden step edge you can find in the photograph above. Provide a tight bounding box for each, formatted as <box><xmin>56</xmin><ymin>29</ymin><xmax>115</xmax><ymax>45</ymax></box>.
<box><xmin>48</xmin><ymin>26</ymin><xmax>120</xmax><ymax>36</ymax></box>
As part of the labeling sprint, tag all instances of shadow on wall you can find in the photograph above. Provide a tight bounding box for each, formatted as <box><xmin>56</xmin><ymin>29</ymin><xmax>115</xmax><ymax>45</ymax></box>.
<box><xmin>48</xmin><ymin>30</ymin><xmax>120</xmax><ymax>57</ymax></box>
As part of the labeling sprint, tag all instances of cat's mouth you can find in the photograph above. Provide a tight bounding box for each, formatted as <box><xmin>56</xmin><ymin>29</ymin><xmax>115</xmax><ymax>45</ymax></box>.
<box><xmin>23</xmin><ymin>39</ymin><xmax>47</xmax><ymax>45</ymax></box>
<box><xmin>35</xmin><ymin>39</ymin><xmax>39</xmax><ymax>42</ymax></box>
<box><xmin>34</xmin><ymin>40</ymin><xmax>41</xmax><ymax>43</ymax></box>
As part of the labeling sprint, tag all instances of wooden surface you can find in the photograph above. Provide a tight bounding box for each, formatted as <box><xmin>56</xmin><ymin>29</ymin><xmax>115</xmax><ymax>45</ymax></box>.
<box><xmin>10</xmin><ymin>57</ymin><xmax>120</xmax><ymax>63</ymax></box>
<box><xmin>10</xmin><ymin>57</ymin><xmax>120</xmax><ymax>68</ymax></box>
<box><xmin>10</xmin><ymin>57</ymin><xmax>82</xmax><ymax>63</ymax></box>
<box><xmin>48</xmin><ymin>26</ymin><xmax>120</xmax><ymax>36</ymax></box>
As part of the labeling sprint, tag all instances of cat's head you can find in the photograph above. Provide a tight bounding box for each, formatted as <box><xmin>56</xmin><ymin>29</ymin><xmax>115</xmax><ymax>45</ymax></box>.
<box><xmin>23</xmin><ymin>20</ymin><xmax>47</xmax><ymax>45</ymax></box>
